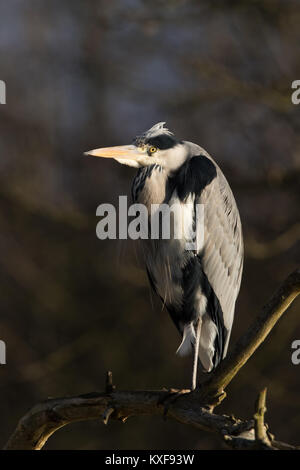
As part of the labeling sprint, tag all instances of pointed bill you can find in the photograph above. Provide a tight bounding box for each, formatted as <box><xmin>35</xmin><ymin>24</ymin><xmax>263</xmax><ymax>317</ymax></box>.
<box><xmin>84</xmin><ymin>145</ymin><xmax>141</xmax><ymax>160</ymax></box>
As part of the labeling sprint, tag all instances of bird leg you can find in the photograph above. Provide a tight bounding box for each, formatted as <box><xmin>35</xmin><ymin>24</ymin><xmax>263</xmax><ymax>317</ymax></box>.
<box><xmin>192</xmin><ymin>317</ymin><xmax>202</xmax><ymax>390</ymax></box>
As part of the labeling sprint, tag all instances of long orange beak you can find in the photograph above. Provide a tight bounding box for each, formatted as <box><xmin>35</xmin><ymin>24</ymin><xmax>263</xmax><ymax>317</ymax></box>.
<box><xmin>84</xmin><ymin>144</ymin><xmax>141</xmax><ymax>160</ymax></box>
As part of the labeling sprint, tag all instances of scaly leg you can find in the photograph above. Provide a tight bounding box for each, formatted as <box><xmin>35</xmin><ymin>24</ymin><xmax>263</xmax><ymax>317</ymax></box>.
<box><xmin>192</xmin><ymin>317</ymin><xmax>202</xmax><ymax>390</ymax></box>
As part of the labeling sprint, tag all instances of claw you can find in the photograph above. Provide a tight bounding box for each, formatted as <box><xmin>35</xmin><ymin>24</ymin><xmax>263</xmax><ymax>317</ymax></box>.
<box><xmin>157</xmin><ymin>388</ymin><xmax>190</xmax><ymax>419</ymax></box>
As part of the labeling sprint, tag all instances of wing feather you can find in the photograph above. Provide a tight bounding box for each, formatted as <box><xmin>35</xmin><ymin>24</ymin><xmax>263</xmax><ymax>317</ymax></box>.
<box><xmin>198</xmin><ymin>164</ymin><xmax>243</xmax><ymax>355</ymax></box>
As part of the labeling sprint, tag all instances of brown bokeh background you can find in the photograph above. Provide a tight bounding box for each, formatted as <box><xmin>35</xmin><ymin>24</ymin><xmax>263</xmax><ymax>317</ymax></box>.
<box><xmin>0</xmin><ymin>0</ymin><xmax>299</xmax><ymax>449</ymax></box>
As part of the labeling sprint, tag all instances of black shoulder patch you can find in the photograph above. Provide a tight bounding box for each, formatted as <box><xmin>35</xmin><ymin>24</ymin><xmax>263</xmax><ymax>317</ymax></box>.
<box><xmin>171</xmin><ymin>155</ymin><xmax>217</xmax><ymax>201</ymax></box>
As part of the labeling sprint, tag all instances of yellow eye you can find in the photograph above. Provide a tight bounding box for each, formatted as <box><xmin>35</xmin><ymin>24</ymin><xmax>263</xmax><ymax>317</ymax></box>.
<box><xmin>149</xmin><ymin>146</ymin><xmax>157</xmax><ymax>154</ymax></box>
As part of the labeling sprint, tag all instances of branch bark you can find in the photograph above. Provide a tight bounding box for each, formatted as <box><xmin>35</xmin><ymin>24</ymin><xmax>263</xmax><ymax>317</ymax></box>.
<box><xmin>2</xmin><ymin>388</ymin><xmax>250</xmax><ymax>450</ymax></box>
<box><xmin>253</xmin><ymin>388</ymin><xmax>272</xmax><ymax>449</ymax></box>
<box><xmin>4</xmin><ymin>269</ymin><xmax>300</xmax><ymax>450</ymax></box>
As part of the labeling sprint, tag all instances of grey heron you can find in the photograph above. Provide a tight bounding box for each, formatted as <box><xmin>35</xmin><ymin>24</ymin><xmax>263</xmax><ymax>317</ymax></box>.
<box><xmin>85</xmin><ymin>122</ymin><xmax>243</xmax><ymax>389</ymax></box>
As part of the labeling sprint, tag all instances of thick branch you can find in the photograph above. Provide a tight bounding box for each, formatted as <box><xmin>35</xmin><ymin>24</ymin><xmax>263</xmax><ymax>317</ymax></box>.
<box><xmin>2</xmin><ymin>388</ymin><xmax>257</xmax><ymax>450</ymax></box>
<box><xmin>4</xmin><ymin>384</ymin><xmax>299</xmax><ymax>451</ymax></box>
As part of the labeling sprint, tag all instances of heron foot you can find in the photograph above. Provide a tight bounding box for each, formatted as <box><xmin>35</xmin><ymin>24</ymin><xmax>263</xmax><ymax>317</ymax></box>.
<box><xmin>157</xmin><ymin>388</ymin><xmax>190</xmax><ymax>420</ymax></box>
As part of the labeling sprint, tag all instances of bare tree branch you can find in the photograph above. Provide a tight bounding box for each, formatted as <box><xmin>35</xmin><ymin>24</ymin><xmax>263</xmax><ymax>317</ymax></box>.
<box><xmin>4</xmin><ymin>269</ymin><xmax>300</xmax><ymax>450</ymax></box>
<box><xmin>2</xmin><ymin>388</ymin><xmax>247</xmax><ymax>450</ymax></box>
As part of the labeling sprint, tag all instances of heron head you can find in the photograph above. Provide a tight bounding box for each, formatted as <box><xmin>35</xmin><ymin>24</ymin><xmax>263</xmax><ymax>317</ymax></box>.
<box><xmin>84</xmin><ymin>122</ymin><xmax>186</xmax><ymax>169</ymax></box>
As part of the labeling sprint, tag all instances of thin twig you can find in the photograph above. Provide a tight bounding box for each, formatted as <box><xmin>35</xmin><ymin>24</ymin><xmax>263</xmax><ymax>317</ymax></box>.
<box><xmin>254</xmin><ymin>388</ymin><xmax>269</xmax><ymax>446</ymax></box>
<box><xmin>105</xmin><ymin>371</ymin><xmax>115</xmax><ymax>394</ymax></box>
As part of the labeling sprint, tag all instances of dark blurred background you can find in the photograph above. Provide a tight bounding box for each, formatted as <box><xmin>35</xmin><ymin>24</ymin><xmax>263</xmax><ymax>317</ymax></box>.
<box><xmin>0</xmin><ymin>0</ymin><xmax>299</xmax><ymax>450</ymax></box>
